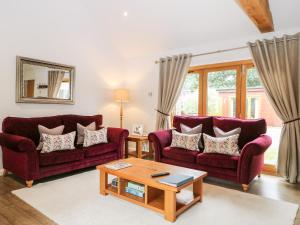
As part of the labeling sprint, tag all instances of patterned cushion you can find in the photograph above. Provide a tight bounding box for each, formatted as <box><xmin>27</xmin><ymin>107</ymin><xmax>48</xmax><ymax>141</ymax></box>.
<box><xmin>37</xmin><ymin>125</ymin><xmax>65</xmax><ymax>150</ymax></box>
<box><xmin>180</xmin><ymin>123</ymin><xmax>203</xmax><ymax>149</ymax></box>
<box><xmin>41</xmin><ymin>131</ymin><xmax>76</xmax><ymax>153</ymax></box>
<box><xmin>214</xmin><ymin>126</ymin><xmax>241</xmax><ymax>138</ymax></box>
<box><xmin>203</xmin><ymin>134</ymin><xmax>240</xmax><ymax>156</ymax></box>
<box><xmin>83</xmin><ymin>128</ymin><xmax>108</xmax><ymax>147</ymax></box>
<box><xmin>170</xmin><ymin>130</ymin><xmax>201</xmax><ymax>151</ymax></box>
<box><xmin>76</xmin><ymin>122</ymin><xmax>96</xmax><ymax>145</ymax></box>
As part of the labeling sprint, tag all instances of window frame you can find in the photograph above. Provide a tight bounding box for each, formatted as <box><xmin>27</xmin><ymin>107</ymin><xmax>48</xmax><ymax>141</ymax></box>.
<box><xmin>189</xmin><ymin>60</ymin><xmax>253</xmax><ymax>117</ymax></box>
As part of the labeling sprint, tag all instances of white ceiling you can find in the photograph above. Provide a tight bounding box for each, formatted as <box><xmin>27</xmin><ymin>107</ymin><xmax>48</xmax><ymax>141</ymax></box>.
<box><xmin>77</xmin><ymin>0</ymin><xmax>299</xmax><ymax>58</ymax></box>
<box><xmin>2</xmin><ymin>0</ymin><xmax>300</xmax><ymax>60</ymax></box>
<box><xmin>80</xmin><ymin>0</ymin><xmax>300</xmax><ymax>59</ymax></box>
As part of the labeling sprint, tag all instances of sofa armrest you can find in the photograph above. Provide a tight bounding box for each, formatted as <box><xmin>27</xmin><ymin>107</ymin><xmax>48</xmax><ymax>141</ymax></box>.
<box><xmin>238</xmin><ymin>134</ymin><xmax>272</xmax><ymax>184</ymax></box>
<box><xmin>107</xmin><ymin>127</ymin><xmax>129</xmax><ymax>159</ymax></box>
<box><xmin>148</xmin><ymin>129</ymin><xmax>172</xmax><ymax>162</ymax></box>
<box><xmin>0</xmin><ymin>133</ymin><xmax>36</xmax><ymax>153</ymax></box>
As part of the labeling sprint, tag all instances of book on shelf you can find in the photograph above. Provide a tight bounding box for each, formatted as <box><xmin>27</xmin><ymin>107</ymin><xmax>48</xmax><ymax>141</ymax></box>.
<box><xmin>105</xmin><ymin>162</ymin><xmax>132</xmax><ymax>170</ymax></box>
<box><xmin>111</xmin><ymin>178</ymin><xmax>118</xmax><ymax>188</ymax></box>
<box><xmin>158</xmin><ymin>174</ymin><xmax>194</xmax><ymax>187</ymax></box>
<box><xmin>127</xmin><ymin>181</ymin><xmax>145</xmax><ymax>192</ymax></box>
<box><xmin>125</xmin><ymin>187</ymin><xmax>144</xmax><ymax>198</ymax></box>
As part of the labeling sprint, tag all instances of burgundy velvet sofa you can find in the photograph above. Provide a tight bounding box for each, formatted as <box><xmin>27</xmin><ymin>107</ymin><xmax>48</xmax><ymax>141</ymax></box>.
<box><xmin>148</xmin><ymin>116</ymin><xmax>272</xmax><ymax>191</ymax></box>
<box><xmin>0</xmin><ymin>114</ymin><xmax>129</xmax><ymax>187</ymax></box>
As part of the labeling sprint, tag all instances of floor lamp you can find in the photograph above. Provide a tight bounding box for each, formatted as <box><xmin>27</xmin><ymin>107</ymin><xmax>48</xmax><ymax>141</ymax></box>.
<box><xmin>114</xmin><ymin>88</ymin><xmax>129</xmax><ymax>128</ymax></box>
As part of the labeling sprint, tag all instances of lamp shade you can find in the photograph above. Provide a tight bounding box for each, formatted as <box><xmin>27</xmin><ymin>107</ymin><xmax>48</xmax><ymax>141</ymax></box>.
<box><xmin>114</xmin><ymin>88</ymin><xmax>129</xmax><ymax>102</ymax></box>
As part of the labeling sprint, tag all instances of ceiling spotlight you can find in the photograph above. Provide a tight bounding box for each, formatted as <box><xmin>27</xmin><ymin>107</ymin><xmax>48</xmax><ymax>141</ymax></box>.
<box><xmin>123</xmin><ymin>11</ymin><xmax>128</xmax><ymax>17</ymax></box>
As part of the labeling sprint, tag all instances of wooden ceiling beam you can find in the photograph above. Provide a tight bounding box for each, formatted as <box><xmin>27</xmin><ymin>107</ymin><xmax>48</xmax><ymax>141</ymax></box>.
<box><xmin>235</xmin><ymin>0</ymin><xmax>274</xmax><ymax>33</ymax></box>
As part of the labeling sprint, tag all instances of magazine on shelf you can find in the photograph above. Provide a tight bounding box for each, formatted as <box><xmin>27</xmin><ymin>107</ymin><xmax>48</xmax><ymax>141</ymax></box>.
<box><xmin>105</xmin><ymin>162</ymin><xmax>132</xmax><ymax>170</ymax></box>
<box><xmin>125</xmin><ymin>187</ymin><xmax>144</xmax><ymax>198</ymax></box>
<box><xmin>127</xmin><ymin>181</ymin><xmax>145</xmax><ymax>192</ymax></box>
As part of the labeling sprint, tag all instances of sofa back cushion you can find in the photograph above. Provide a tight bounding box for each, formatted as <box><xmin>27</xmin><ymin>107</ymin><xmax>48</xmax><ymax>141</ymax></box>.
<box><xmin>173</xmin><ymin>116</ymin><xmax>214</xmax><ymax>136</ymax></box>
<box><xmin>213</xmin><ymin>117</ymin><xmax>266</xmax><ymax>149</ymax></box>
<box><xmin>62</xmin><ymin>115</ymin><xmax>103</xmax><ymax>134</ymax></box>
<box><xmin>2</xmin><ymin>116</ymin><xmax>63</xmax><ymax>145</ymax></box>
<box><xmin>2</xmin><ymin>114</ymin><xmax>103</xmax><ymax>146</ymax></box>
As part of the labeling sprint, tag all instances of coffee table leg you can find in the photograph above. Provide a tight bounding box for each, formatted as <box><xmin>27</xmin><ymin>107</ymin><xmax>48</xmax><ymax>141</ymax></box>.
<box><xmin>100</xmin><ymin>170</ymin><xmax>108</xmax><ymax>196</ymax></box>
<box><xmin>164</xmin><ymin>190</ymin><xmax>176</xmax><ymax>222</ymax></box>
<box><xmin>125</xmin><ymin>140</ymin><xmax>129</xmax><ymax>158</ymax></box>
<box><xmin>137</xmin><ymin>141</ymin><xmax>143</xmax><ymax>158</ymax></box>
<box><xmin>193</xmin><ymin>178</ymin><xmax>203</xmax><ymax>202</ymax></box>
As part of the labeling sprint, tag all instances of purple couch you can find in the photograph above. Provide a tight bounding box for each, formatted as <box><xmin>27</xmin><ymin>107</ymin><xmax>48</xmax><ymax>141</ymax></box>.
<box><xmin>148</xmin><ymin>116</ymin><xmax>272</xmax><ymax>191</ymax></box>
<box><xmin>0</xmin><ymin>115</ymin><xmax>129</xmax><ymax>187</ymax></box>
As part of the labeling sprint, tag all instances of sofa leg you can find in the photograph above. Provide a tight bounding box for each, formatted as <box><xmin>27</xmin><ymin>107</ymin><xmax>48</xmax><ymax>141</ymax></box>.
<box><xmin>242</xmin><ymin>184</ymin><xmax>249</xmax><ymax>192</ymax></box>
<box><xmin>258</xmin><ymin>173</ymin><xmax>261</xmax><ymax>178</ymax></box>
<box><xmin>2</xmin><ymin>169</ymin><xmax>8</xmax><ymax>176</ymax></box>
<box><xmin>26</xmin><ymin>180</ymin><xmax>34</xmax><ymax>188</ymax></box>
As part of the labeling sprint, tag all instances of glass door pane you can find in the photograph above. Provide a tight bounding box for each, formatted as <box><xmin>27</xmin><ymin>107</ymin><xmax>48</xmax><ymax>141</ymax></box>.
<box><xmin>246</xmin><ymin>67</ymin><xmax>282</xmax><ymax>166</ymax></box>
<box><xmin>175</xmin><ymin>73</ymin><xmax>199</xmax><ymax>115</ymax></box>
<box><xmin>206</xmin><ymin>69</ymin><xmax>237</xmax><ymax>117</ymax></box>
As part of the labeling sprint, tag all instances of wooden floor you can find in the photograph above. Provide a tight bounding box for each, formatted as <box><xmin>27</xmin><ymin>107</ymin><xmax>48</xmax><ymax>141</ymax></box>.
<box><xmin>0</xmin><ymin>170</ymin><xmax>299</xmax><ymax>225</ymax></box>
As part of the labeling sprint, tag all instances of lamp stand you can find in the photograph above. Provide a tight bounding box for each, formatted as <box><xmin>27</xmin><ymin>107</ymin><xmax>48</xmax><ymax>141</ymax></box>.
<box><xmin>120</xmin><ymin>101</ymin><xmax>124</xmax><ymax>128</ymax></box>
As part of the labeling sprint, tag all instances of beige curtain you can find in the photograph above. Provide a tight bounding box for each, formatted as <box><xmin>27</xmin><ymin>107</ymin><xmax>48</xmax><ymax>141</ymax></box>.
<box><xmin>155</xmin><ymin>54</ymin><xmax>192</xmax><ymax>130</ymax></box>
<box><xmin>248</xmin><ymin>33</ymin><xmax>300</xmax><ymax>183</ymax></box>
<box><xmin>48</xmin><ymin>71</ymin><xmax>65</xmax><ymax>98</ymax></box>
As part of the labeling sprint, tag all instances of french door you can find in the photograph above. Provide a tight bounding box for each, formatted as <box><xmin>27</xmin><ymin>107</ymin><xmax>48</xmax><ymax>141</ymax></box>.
<box><xmin>175</xmin><ymin>60</ymin><xmax>282</xmax><ymax>173</ymax></box>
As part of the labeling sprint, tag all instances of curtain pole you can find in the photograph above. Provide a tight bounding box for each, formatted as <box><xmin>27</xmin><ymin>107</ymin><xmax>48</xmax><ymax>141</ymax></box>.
<box><xmin>155</xmin><ymin>36</ymin><xmax>299</xmax><ymax>64</ymax></box>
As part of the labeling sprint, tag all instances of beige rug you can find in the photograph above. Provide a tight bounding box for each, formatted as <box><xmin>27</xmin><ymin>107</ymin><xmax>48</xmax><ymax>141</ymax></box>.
<box><xmin>12</xmin><ymin>170</ymin><xmax>298</xmax><ymax>225</ymax></box>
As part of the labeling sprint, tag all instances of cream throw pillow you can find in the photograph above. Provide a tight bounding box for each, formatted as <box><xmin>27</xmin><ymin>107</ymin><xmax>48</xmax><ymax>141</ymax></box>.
<box><xmin>203</xmin><ymin>134</ymin><xmax>240</xmax><ymax>156</ymax></box>
<box><xmin>37</xmin><ymin>125</ymin><xmax>65</xmax><ymax>150</ymax></box>
<box><xmin>83</xmin><ymin>128</ymin><xmax>108</xmax><ymax>147</ymax></box>
<box><xmin>213</xmin><ymin>126</ymin><xmax>241</xmax><ymax>138</ymax></box>
<box><xmin>180</xmin><ymin>123</ymin><xmax>203</xmax><ymax>134</ymax></box>
<box><xmin>170</xmin><ymin>130</ymin><xmax>201</xmax><ymax>151</ymax></box>
<box><xmin>41</xmin><ymin>131</ymin><xmax>76</xmax><ymax>153</ymax></box>
<box><xmin>77</xmin><ymin>122</ymin><xmax>96</xmax><ymax>145</ymax></box>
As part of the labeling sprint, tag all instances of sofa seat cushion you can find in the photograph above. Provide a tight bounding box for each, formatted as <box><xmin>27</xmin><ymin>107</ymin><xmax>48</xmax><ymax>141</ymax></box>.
<box><xmin>162</xmin><ymin>147</ymin><xmax>199</xmax><ymax>163</ymax></box>
<box><xmin>196</xmin><ymin>153</ymin><xmax>239</xmax><ymax>169</ymax></box>
<box><xmin>39</xmin><ymin>149</ymin><xmax>84</xmax><ymax>166</ymax></box>
<box><xmin>84</xmin><ymin>142</ymin><xmax>118</xmax><ymax>158</ymax></box>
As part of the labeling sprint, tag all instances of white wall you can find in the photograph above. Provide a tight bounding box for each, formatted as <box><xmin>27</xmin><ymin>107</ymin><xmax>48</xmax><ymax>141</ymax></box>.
<box><xmin>0</xmin><ymin>0</ymin><xmax>126</xmax><ymax>169</ymax></box>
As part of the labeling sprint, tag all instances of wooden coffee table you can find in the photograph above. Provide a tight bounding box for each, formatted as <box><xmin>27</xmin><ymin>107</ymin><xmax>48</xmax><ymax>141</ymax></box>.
<box><xmin>96</xmin><ymin>158</ymin><xmax>207</xmax><ymax>222</ymax></box>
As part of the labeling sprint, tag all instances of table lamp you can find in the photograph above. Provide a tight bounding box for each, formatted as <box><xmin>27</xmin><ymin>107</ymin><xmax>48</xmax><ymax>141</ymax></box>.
<box><xmin>114</xmin><ymin>88</ymin><xmax>129</xmax><ymax>128</ymax></box>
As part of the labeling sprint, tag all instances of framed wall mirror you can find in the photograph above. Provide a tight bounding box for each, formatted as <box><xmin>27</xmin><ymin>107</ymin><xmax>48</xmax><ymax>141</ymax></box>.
<box><xmin>16</xmin><ymin>56</ymin><xmax>75</xmax><ymax>104</ymax></box>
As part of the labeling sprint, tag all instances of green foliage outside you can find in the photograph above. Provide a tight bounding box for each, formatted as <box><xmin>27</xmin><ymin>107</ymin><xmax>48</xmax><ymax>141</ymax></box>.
<box><xmin>207</xmin><ymin>69</ymin><xmax>262</xmax><ymax>89</ymax></box>
<box><xmin>175</xmin><ymin>73</ymin><xmax>198</xmax><ymax>115</ymax></box>
<box><xmin>175</xmin><ymin>68</ymin><xmax>262</xmax><ymax>115</ymax></box>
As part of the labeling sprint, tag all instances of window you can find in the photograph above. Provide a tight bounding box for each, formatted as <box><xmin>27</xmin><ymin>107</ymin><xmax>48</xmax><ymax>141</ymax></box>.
<box><xmin>175</xmin><ymin>60</ymin><xmax>282</xmax><ymax>172</ymax></box>
<box><xmin>175</xmin><ymin>73</ymin><xmax>199</xmax><ymax>116</ymax></box>
<box><xmin>57</xmin><ymin>82</ymin><xmax>70</xmax><ymax>99</ymax></box>
<box><xmin>246</xmin><ymin>97</ymin><xmax>258</xmax><ymax>119</ymax></box>
<box><xmin>245</xmin><ymin>67</ymin><xmax>282</xmax><ymax>167</ymax></box>
<box><xmin>206</xmin><ymin>69</ymin><xmax>237</xmax><ymax>117</ymax></box>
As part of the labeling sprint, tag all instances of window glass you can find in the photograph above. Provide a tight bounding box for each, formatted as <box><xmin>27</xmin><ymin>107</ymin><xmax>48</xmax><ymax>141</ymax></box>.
<box><xmin>175</xmin><ymin>73</ymin><xmax>199</xmax><ymax>115</ymax></box>
<box><xmin>207</xmin><ymin>69</ymin><xmax>237</xmax><ymax>117</ymax></box>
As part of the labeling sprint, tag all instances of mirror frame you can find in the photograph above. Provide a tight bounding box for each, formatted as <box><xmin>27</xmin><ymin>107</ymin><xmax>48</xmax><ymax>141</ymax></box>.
<box><xmin>16</xmin><ymin>56</ymin><xmax>75</xmax><ymax>104</ymax></box>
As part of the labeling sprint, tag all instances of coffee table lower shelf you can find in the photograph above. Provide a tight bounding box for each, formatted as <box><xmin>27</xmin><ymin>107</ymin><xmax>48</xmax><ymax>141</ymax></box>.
<box><xmin>101</xmin><ymin>176</ymin><xmax>203</xmax><ymax>222</ymax></box>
